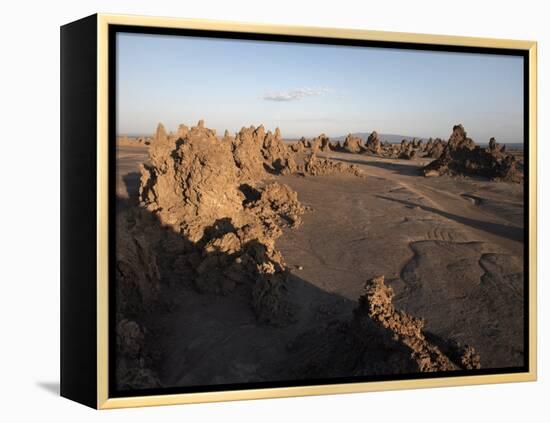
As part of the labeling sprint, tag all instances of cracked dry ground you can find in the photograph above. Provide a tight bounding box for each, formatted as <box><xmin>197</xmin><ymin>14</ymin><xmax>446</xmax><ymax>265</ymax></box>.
<box><xmin>116</xmin><ymin>145</ymin><xmax>524</xmax><ymax>388</ymax></box>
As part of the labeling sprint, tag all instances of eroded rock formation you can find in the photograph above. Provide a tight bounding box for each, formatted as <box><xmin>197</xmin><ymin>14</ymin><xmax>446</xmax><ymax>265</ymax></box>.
<box><xmin>425</xmin><ymin>138</ymin><xmax>445</xmax><ymax>159</ymax></box>
<box><xmin>343</xmin><ymin>133</ymin><xmax>364</xmax><ymax>153</ymax></box>
<box><xmin>116</xmin><ymin>209</ymin><xmax>161</xmax><ymax>316</ymax></box>
<box><xmin>139</xmin><ymin>121</ymin><xmax>307</xmax><ymax>325</ymax></box>
<box><xmin>141</xmin><ymin>122</ymin><xmax>243</xmax><ymax>239</ymax></box>
<box><xmin>117</xmin><ymin>121</ymin><xmax>322</xmax><ymax>388</ymax></box>
<box><xmin>115</xmin><ymin>208</ymin><xmax>163</xmax><ymax>389</ymax></box>
<box><xmin>423</xmin><ymin>125</ymin><xmax>523</xmax><ymax>183</ymax></box>
<box><xmin>354</xmin><ymin>275</ymin><xmax>480</xmax><ymax>372</ymax></box>
<box><xmin>260</xmin><ymin>127</ymin><xmax>297</xmax><ymax>175</ymax></box>
<box><xmin>298</xmin><ymin>153</ymin><xmax>365</xmax><ymax>177</ymax></box>
<box><xmin>116</xmin><ymin>119</ymin><xmax>493</xmax><ymax>389</ymax></box>
<box><xmin>231</xmin><ymin>125</ymin><xmax>268</xmax><ymax>181</ymax></box>
<box><xmin>308</xmin><ymin>134</ymin><xmax>332</xmax><ymax>153</ymax></box>
<box><xmin>365</xmin><ymin>131</ymin><xmax>381</xmax><ymax>155</ymax></box>
<box><xmin>289</xmin><ymin>275</ymin><xmax>481</xmax><ymax>378</ymax></box>
<box><xmin>447</xmin><ymin>124</ymin><xmax>475</xmax><ymax>150</ymax></box>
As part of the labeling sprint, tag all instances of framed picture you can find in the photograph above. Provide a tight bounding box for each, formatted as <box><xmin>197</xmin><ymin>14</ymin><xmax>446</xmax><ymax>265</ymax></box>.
<box><xmin>60</xmin><ymin>13</ymin><xmax>537</xmax><ymax>409</ymax></box>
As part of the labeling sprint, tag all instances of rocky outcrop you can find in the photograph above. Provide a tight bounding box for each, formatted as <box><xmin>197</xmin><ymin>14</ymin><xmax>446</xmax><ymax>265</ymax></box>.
<box><xmin>153</xmin><ymin>122</ymin><xmax>168</xmax><ymax>144</ymax></box>
<box><xmin>425</xmin><ymin>138</ymin><xmax>445</xmax><ymax>159</ymax></box>
<box><xmin>116</xmin><ymin>208</ymin><xmax>161</xmax><ymax>317</ymax></box>
<box><xmin>115</xmin><ymin>208</ymin><xmax>163</xmax><ymax>390</ymax></box>
<box><xmin>309</xmin><ymin>135</ymin><xmax>322</xmax><ymax>153</ymax></box>
<box><xmin>423</xmin><ymin>125</ymin><xmax>523</xmax><ymax>183</ymax></box>
<box><xmin>447</xmin><ymin>124</ymin><xmax>475</xmax><ymax>150</ymax></box>
<box><xmin>177</xmin><ymin>124</ymin><xmax>189</xmax><ymax>140</ymax></box>
<box><xmin>488</xmin><ymin>137</ymin><xmax>507</xmax><ymax>154</ymax></box>
<box><xmin>141</xmin><ymin>122</ymin><xmax>243</xmax><ymax>239</ymax></box>
<box><xmin>222</xmin><ymin>129</ymin><xmax>232</xmax><ymax>140</ymax></box>
<box><xmin>343</xmin><ymin>133</ymin><xmax>364</xmax><ymax>153</ymax></box>
<box><xmin>260</xmin><ymin>127</ymin><xmax>297</xmax><ymax>175</ymax></box>
<box><xmin>245</xmin><ymin>182</ymin><xmax>305</xmax><ymax>229</ymax></box>
<box><xmin>191</xmin><ymin>185</ymin><xmax>304</xmax><ymax>323</ymax></box>
<box><xmin>298</xmin><ymin>153</ymin><xmax>365</xmax><ymax>177</ymax></box>
<box><xmin>332</xmin><ymin>140</ymin><xmax>343</xmax><ymax>151</ymax></box>
<box><xmin>412</xmin><ymin>138</ymin><xmax>423</xmax><ymax>149</ymax></box>
<box><xmin>311</xmin><ymin>134</ymin><xmax>331</xmax><ymax>152</ymax></box>
<box><xmin>398</xmin><ymin>141</ymin><xmax>414</xmax><ymax>160</ymax></box>
<box><xmin>333</xmin><ymin>132</ymin><xmax>432</xmax><ymax>160</ymax></box>
<box><xmin>231</xmin><ymin>125</ymin><xmax>268</xmax><ymax>181</ymax></box>
<box><xmin>353</xmin><ymin>276</ymin><xmax>480</xmax><ymax>372</ymax></box>
<box><xmin>139</xmin><ymin>121</ymin><xmax>307</xmax><ymax>325</ymax></box>
<box><xmin>365</xmin><ymin>131</ymin><xmax>381</xmax><ymax>155</ymax></box>
<box><xmin>289</xmin><ymin>275</ymin><xmax>481</xmax><ymax>378</ymax></box>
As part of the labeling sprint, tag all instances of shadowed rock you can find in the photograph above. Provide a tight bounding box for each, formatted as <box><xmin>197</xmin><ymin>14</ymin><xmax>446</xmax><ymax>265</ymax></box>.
<box><xmin>425</xmin><ymin>138</ymin><xmax>445</xmax><ymax>159</ymax></box>
<box><xmin>489</xmin><ymin>137</ymin><xmax>497</xmax><ymax>151</ymax></box>
<box><xmin>365</xmin><ymin>131</ymin><xmax>381</xmax><ymax>154</ymax></box>
<box><xmin>261</xmin><ymin>128</ymin><xmax>297</xmax><ymax>175</ymax></box>
<box><xmin>343</xmin><ymin>133</ymin><xmax>364</xmax><ymax>153</ymax></box>
<box><xmin>289</xmin><ymin>275</ymin><xmax>481</xmax><ymax>378</ymax></box>
<box><xmin>398</xmin><ymin>142</ymin><xmax>415</xmax><ymax>160</ymax></box>
<box><xmin>291</xmin><ymin>137</ymin><xmax>309</xmax><ymax>153</ymax></box>
<box><xmin>354</xmin><ymin>276</ymin><xmax>475</xmax><ymax>372</ymax></box>
<box><xmin>116</xmin><ymin>208</ymin><xmax>161</xmax><ymax>316</ymax></box>
<box><xmin>319</xmin><ymin>134</ymin><xmax>332</xmax><ymax>152</ymax></box>
<box><xmin>423</xmin><ymin>125</ymin><xmax>523</xmax><ymax>183</ymax></box>
<box><xmin>115</xmin><ymin>207</ymin><xmax>163</xmax><ymax>389</ymax></box>
<box><xmin>139</xmin><ymin>121</ymin><xmax>306</xmax><ymax>325</ymax></box>
<box><xmin>332</xmin><ymin>140</ymin><xmax>343</xmax><ymax>151</ymax></box>
<box><xmin>447</xmin><ymin>124</ymin><xmax>475</xmax><ymax>150</ymax></box>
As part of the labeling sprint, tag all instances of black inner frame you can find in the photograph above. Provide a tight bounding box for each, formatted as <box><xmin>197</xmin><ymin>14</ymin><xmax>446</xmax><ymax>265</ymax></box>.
<box><xmin>108</xmin><ymin>24</ymin><xmax>530</xmax><ymax>398</ymax></box>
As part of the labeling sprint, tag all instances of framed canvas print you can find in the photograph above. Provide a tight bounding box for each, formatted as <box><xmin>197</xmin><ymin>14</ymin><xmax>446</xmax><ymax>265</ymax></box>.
<box><xmin>60</xmin><ymin>13</ymin><xmax>537</xmax><ymax>409</ymax></box>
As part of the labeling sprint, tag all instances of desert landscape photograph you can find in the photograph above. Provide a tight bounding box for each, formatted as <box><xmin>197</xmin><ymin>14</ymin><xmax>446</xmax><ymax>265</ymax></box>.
<box><xmin>113</xmin><ymin>32</ymin><xmax>526</xmax><ymax>393</ymax></box>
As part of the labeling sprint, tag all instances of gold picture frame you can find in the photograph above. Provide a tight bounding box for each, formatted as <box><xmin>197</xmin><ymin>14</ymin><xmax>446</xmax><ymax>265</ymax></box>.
<box><xmin>61</xmin><ymin>13</ymin><xmax>537</xmax><ymax>409</ymax></box>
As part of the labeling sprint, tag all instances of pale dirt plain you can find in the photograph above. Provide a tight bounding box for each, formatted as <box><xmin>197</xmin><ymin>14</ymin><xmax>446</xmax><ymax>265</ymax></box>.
<box><xmin>115</xmin><ymin>125</ymin><xmax>524</xmax><ymax>390</ymax></box>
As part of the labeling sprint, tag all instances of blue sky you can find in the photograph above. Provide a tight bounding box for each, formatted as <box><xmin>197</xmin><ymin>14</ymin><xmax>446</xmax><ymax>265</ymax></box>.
<box><xmin>117</xmin><ymin>33</ymin><xmax>524</xmax><ymax>143</ymax></box>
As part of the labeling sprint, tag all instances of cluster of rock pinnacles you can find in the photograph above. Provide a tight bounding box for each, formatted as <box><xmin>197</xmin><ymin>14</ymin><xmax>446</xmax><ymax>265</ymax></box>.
<box><xmin>115</xmin><ymin>120</ymin><xmax>521</xmax><ymax>388</ymax></box>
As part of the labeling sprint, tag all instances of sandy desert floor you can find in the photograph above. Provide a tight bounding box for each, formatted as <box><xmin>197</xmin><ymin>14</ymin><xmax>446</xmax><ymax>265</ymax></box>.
<box><xmin>116</xmin><ymin>144</ymin><xmax>524</xmax><ymax>387</ymax></box>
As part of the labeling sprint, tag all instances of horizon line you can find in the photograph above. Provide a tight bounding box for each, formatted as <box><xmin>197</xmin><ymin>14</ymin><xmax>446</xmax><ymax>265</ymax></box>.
<box><xmin>116</xmin><ymin>128</ymin><xmax>524</xmax><ymax>144</ymax></box>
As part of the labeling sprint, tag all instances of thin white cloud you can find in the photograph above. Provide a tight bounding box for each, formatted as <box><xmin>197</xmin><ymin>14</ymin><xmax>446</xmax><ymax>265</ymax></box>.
<box><xmin>262</xmin><ymin>87</ymin><xmax>330</xmax><ymax>102</ymax></box>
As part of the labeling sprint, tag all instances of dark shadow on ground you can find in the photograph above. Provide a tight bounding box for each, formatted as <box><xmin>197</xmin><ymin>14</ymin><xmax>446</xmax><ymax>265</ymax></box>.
<box><xmin>116</xmin><ymin>192</ymin><xmax>363</xmax><ymax>389</ymax></box>
<box><xmin>377</xmin><ymin>195</ymin><xmax>523</xmax><ymax>242</ymax></box>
